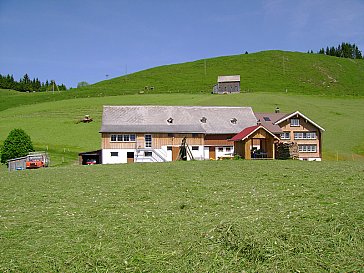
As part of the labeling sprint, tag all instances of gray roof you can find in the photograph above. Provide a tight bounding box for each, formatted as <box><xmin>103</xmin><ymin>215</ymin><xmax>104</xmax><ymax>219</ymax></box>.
<box><xmin>100</xmin><ymin>105</ymin><xmax>257</xmax><ymax>134</ymax></box>
<box><xmin>255</xmin><ymin>113</ymin><xmax>287</xmax><ymax>134</ymax></box>
<box><xmin>218</xmin><ymin>75</ymin><xmax>240</xmax><ymax>83</ymax></box>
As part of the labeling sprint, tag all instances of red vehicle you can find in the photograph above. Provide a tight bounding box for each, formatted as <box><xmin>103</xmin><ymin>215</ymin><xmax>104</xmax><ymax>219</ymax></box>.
<box><xmin>26</xmin><ymin>153</ymin><xmax>49</xmax><ymax>169</ymax></box>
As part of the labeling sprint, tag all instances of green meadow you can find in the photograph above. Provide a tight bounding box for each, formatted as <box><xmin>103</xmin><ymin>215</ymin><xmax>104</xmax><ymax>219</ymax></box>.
<box><xmin>1</xmin><ymin>160</ymin><xmax>363</xmax><ymax>272</ymax></box>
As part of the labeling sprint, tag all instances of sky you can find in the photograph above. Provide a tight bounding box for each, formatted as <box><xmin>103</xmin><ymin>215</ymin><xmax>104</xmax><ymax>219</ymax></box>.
<box><xmin>1</xmin><ymin>0</ymin><xmax>363</xmax><ymax>88</ymax></box>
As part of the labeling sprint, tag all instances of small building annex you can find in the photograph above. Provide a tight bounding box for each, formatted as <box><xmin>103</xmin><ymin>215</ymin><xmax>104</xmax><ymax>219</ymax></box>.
<box><xmin>99</xmin><ymin>105</ymin><xmax>325</xmax><ymax>164</ymax></box>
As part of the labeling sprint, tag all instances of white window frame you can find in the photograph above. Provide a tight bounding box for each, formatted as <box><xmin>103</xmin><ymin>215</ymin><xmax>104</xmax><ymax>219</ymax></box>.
<box><xmin>110</xmin><ymin>152</ymin><xmax>119</xmax><ymax>157</ymax></box>
<box><xmin>294</xmin><ymin>132</ymin><xmax>317</xmax><ymax>140</ymax></box>
<box><xmin>298</xmin><ymin>144</ymin><xmax>317</xmax><ymax>153</ymax></box>
<box><xmin>290</xmin><ymin>118</ymin><xmax>300</xmax><ymax>127</ymax></box>
<box><xmin>280</xmin><ymin>132</ymin><xmax>290</xmax><ymax>139</ymax></box>
<box><xmin>110</xmin><ymin>134</ymin><xmax>136</xmax><ymax>142</ymax></box>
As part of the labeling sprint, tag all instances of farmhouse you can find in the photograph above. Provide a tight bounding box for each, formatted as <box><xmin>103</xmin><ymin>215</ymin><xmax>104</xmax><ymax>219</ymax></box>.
<box><xmin>232</xmin><ymin>111</ymin><xmax>325</xmax><ymax>160</ymax></box>
<box><xmin>100</xmin><ymin>105</ymin><xmax>324</xmax><ymax>163</ymax></box>
<box><xmin>100</xmin><ymin>106</ymin><xmax>256</xmax><ymax>164</ymax></box>
<box><xmin>213</xmin><ymin>75</ymin><xmax>240</xmax><ymax>94</ymax></box>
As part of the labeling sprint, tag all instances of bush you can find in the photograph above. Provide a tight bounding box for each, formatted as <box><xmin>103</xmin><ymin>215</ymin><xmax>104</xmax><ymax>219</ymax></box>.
<box><xmin>0</xmin><ymin>129</ymin><xmax>34</xmax><ymax>164</ymax></box>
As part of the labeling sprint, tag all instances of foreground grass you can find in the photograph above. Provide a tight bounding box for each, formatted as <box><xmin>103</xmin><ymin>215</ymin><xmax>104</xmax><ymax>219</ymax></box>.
<box><xmin>0</xmin><ymin>160</ymin><xmax>363</xmax><ymax>272</ymax></box>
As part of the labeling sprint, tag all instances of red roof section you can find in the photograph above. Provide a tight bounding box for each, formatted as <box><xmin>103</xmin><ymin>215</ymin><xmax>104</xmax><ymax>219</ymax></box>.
<box><xmin>230</xmin><ymin>125</ymin><xmax>259</xmax><ymax>141</ymax></box>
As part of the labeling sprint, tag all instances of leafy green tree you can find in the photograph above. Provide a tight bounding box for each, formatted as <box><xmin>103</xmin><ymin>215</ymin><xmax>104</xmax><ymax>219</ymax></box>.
<box><xmin>1</xmin><ymin>129</ymin><xmax>34</xmax><ymax>164</ymax></box>
<box><xmin>77</xmin><ymin>81</ymin><xmax>89</xmax><ymax>88</ymax></box>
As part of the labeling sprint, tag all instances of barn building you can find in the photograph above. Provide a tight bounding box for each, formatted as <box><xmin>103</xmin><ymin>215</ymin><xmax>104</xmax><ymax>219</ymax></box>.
<box><xmin>213</xmin><ymin>75</ymin><xmax>240</xmax><ymax>94</ymax></box>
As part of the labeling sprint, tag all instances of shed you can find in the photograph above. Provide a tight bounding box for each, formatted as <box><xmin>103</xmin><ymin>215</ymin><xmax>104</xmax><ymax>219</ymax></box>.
<box><xmin>213</xmin><ymin>75</ymin><xmax>240</xmax><ymax>94</ymax></box>
<box><xmin>231</xmin><ymin>125</ymin><xmax>279</xmax><ymax>159</ymax></box>
<box><xmin>79</xmin><ymin>150</ymin><xmax>102</xmax><ymax>165</ymax></box>
<box><xmin>7</xmin><ymin>156</ymin><xmax>27</xmax><ymax>171</ymax></box>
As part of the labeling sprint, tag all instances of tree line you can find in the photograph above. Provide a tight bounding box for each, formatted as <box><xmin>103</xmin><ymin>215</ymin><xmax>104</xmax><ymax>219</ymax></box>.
<box><xmin>315</xmin><ymin>42</ymin><xmax>362</xmax><ymax>59</ymax></box>
<box><xmin>0</xmin><ymin>73</ymin><xmax>67</xmax><ymax>92</ymax></box>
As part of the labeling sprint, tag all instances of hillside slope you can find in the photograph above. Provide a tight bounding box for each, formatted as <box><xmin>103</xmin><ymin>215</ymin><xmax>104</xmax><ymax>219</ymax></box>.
<box><xmin>1</xmin><ymin>51</ymin><xmax>363</xmax><ymax>112</ymax></box>
<box><xmin>89</xmin><ymin>50</ymin><xmax>364</xmax><ymax>96</ymax></box>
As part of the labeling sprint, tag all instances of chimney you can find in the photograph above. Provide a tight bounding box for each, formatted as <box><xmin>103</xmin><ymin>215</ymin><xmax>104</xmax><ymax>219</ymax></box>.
<box><xmin>275</xmin><ymin>107</ymin><xmax>280</xmax><ymax>113</ymax></box>
<box><xmin>257</xmin><ymin>119</ymin><xmax>261</xmax><ymax>126</ymax></box>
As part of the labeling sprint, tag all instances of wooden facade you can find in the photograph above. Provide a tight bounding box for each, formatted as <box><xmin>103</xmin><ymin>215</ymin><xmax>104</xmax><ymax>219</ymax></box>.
<box><xmin>102</xmin><ymin>133</ymin><xmax>204</xmax><ymax>150</ymax></box>
<box><xmin>278</xmin><ymin>117</ymin><xmax>322</xmax><ymax>159</ymax></box>
<box><xmin>234</xmin><ymin>127</ymin><xmax>276</xmax><ymax>160</ymax></box>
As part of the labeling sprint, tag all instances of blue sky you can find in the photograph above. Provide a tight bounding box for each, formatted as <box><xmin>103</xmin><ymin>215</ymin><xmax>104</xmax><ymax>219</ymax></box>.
<box><xmin>1</xmin><ymin>0</ymin><xmax>363</xmax><ymax>88</ymax></box>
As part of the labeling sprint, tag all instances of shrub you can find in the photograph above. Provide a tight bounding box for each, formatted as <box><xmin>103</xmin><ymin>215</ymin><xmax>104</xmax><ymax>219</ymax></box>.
<box><xmin>0</xmin><ymin>128</ymin><xmax>34</xmax><ymax>164</ymax></box>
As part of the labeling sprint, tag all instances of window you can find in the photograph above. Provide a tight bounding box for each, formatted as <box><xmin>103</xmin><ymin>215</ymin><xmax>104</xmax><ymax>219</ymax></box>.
<box><xmin>168</xmin><ymin>133</ymin><xmax>175</xmax><ymax>137</ymax></box>
<box><xmin>167</xmin><ymin>146</ymin><xmax>172</xmax><ymax>151</ymax></box>
<box><xmin>110</xmin><ymin>152</ymin><xmax>118</xmax><ymax>157</ymax></box>
<box><xmin>280</xmin><ymin>132</ymin><xmax>290</xmax><ymax>139</ymax></box>
<box><xmin>294</xmin><ymin>132</ymin><xmax>317</xmax><ymax>140</ymax></box>
<box><xmin>192</xmin><ymin>133</ymin><xmax>199</xmax><ymax>137</ymax></box>
<box><xmin>110</xmin><ymin>134</ymin><xmax>136</xmax><ymax>142</ymax></box>
<box><xmin>218</xmin><ymin>147</ymin><xmax>223</xmax><ymax>152</ymax></box>
<box><xmin>263</xmin><ymin>117</ymin><xmax>271</xmax><ymax>121</ymax></box>
<box><xmin>290</xmin><ymin>118</ymin><xmax>300</xmax><ymax>127</ymax></box>
<box><xmin>226</xmin><ymin>147</ymin><xmax>231</xmax><ymax>152</ymax></box>
<box><xmin>144</xmin><ymin>151</ymin><xmax>152</xmax><ymax>157</ymax></box>
<box><xmin>145</xmin><ymin>134</ymin><xmax>152</xmax><ymax>148</ymax></box>
<box><xmin>298</xmin><ymin>145</ymin><xmax>317</xmax><ymax>152</ymax></box>
<box><xmin>192</xmin><ymin>146</ymin><xmax>199</xmax><ymax>151</ymax></box>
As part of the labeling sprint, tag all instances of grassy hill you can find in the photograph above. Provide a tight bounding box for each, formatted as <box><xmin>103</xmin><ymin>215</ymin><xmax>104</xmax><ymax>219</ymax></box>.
<box><xmin>88</xmin><ymin>50</ymin><xmax>364</xmax><ymax>96</ymax></box>
<box><xmin>1</xmin><ymin>160</ymin><xmax>363</xmax><ymax>272</ymax></box>
<box><xmin>1</xmin><ymin>50</ymin><xmax>364</xmax><ymax>112</ymax></box>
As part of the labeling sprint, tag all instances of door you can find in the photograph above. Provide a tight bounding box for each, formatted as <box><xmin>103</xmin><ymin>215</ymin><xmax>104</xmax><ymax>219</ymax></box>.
<box><xmin>145</xmin><ymin>134</ymin><xmax>152</xmax><ymax>148</ymax></box>
<box><xmin>172</xmin><ymin>146</ymin><xmax>179</xmax><ymax>161</ymax></box>
<box><xmin>209</xmin><ymin>146</ymin><xmax>216</xmax><ymax>160</ymax></box>
<box><xmin>127</xmin><ymin>152</ymin><xmax>134</xmax><ymax>163</ymax></box>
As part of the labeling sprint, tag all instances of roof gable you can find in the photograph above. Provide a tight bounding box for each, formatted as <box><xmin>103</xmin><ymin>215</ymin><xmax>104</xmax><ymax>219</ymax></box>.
<box><xmin>274</xmin><ymin>111</ymin><xmax>325</xmax><ymax>131</ymax></box>
<box><xmin>218</xmin><ymin>75</ymin><xmax>240</xmax><ymax>83</ymax></box>
<box><xmin>230</xmin><ymin>125</ymin><xmax>280</xmax><ymax>141</ymax></box>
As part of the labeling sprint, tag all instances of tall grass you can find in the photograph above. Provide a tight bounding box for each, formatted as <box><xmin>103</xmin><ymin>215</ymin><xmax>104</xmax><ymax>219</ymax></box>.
<box><xmin>0</xmin><ymin>160</ymin><xmax>363</xmax><ymax>272</ymax></box>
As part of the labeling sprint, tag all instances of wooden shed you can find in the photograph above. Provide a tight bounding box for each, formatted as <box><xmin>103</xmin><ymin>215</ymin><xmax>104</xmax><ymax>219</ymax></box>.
<box><xmin>79</xmin><ymin>150</ymin><xmax>102</xmax><ymax>165</ymax></box>
<box><xmin>231</xmin><ymin>125</ymin><xmax>279</xmax><ymax>159</ymax></box>
<box><xmin>213</xmin><ymin>75</ymin><xmax>240</xmax><ymax>94</ymax></box>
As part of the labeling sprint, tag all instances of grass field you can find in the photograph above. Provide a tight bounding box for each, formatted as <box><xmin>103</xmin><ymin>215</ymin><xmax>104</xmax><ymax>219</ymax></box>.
<box><xmin>0</xmin><ymin>92</ymin><xmax>363</xmax><ymax>165</ymax></box>
<box><xmin>1</xmin><ymin>160</ymin><xmax>363</xmax><ymax>272</ymax></box>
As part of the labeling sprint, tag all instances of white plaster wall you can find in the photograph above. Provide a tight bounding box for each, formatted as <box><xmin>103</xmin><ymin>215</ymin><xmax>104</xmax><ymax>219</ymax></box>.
<box><xmin>190</xmin><ymin>146</ymin><xmax>204</xmax><ymax>160</ymax></box>
<box><xmin>102</xmin><ymin>149</ymin><xmax>135</xmax><ymax>164</ymax></box>
<box><xmin>215</xmin><ymin>146</ymin><xmax>234</xmax><ymax>159</ymax></box>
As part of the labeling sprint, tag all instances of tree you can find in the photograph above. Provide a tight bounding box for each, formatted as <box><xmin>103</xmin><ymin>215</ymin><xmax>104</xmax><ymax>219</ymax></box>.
<box><xmin>77</xmin><ymin>81</ymin><xmax>89</xmax><ymax>88</ymax></box>
<box><xmin>1</xmin><ymin>129</ymin><xmax>34</xmax><ymax>164</ymax></box>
